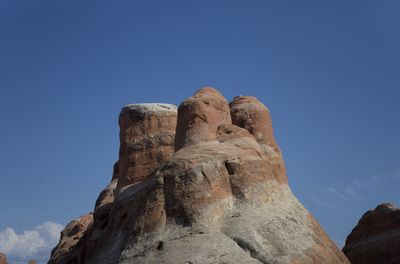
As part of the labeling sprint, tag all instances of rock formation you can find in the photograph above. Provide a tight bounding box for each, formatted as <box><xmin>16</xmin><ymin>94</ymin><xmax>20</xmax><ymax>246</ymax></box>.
<box><xmin>48</xmin><ymin>214</ymin><xmax>93</xmax><ymax>264</ymax></box>
<box><xmin>0</xmin><ymin>253</ymin><xmax>7</xmax><ymax>264</ymax></box>
<box><xmin>343</xmin><ymin>202</ymin><xmax>400</xmax><ymax>264</ymax></box>
<box><xmin>174</xmin><ymin>87</ymin><xmax>231</xmax><ymax>151</ymax></box>
<box><xmin>116</xmin><ymin>103</ymin><xmax>177</xmax><ymax>193</ymax></box>
<box><xmin>49</xmin><ymin>87</ymin><xmax>349</xmax><ymax>264</ymax></box>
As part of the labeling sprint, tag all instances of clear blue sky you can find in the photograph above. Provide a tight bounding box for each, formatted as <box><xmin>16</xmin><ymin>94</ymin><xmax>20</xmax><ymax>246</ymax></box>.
<box><xmin>1</xmin><ymin>0</ymin><xmax>399</xmax><ymax>262</ymax></box>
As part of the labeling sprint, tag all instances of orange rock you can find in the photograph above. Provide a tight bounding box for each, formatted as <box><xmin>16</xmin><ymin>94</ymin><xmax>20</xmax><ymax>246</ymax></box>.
<box><xmin>174</xmin><ymin>87</ymin><xmax>231</xmax><ymax>151</ymax></box>
<box><xmin>230</xmin><ymin>96</ymin><xmax>277</xmax><ymax>151</ymax></box>
<box><xmin>230</xmin><ymin>95</ymin><xmax>287</xmax><ymax>183</ymax></box>
<box><xmin>343</xmin><ymin>203</ymin><xmax>400</xmax><ymax>264</ymax></box>
<box><xmin>116</xmin><ymin>103</ymin><xmax>177</xmax><ymax>192</ymax></box>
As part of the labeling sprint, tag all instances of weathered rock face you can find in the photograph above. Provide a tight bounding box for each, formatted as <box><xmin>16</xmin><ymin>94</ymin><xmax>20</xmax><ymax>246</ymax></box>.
<box><xmin>174</xmin><ymin>87</ymin><xmax>231</xmax><ymax>151</ymax></box>
<box><xmin>229</xmin><ymin>96</ymin><xmax>287</xmax><ymax>184</ymax></box>
<box><xmin>48</xmin><ymin>213</ymin><xmax>93</xmax><ymax>264</ymax></box>
<box><xmin>49</xmin><ymin>87</ymin><xmax>349</xmax><ymax>264</ymax></box>
<box><xmin>116</xmin><ymin>103</ymin><xmax>177</xmax><ymax>193</ymax></box>
<box><xmin>0</xmin><ymin>253</ymin><xmax>7</xmax><ymax>264</ymax></box>
<box><xmin>230</xmin><ymin>96</ymin><xmax>277</xmax><ymax>150</ymax></box>
<box><xmin>343</xmin><ymin>203</ymin><xmax>400</xmax><ymax>264</ymax></box>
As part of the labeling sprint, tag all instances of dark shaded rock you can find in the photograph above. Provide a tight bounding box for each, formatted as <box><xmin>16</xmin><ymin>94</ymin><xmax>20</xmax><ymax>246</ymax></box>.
<box><xmin>343</xmin><ymin>203</ymin><xmax>400</xmax><ymax>264</ymax></box>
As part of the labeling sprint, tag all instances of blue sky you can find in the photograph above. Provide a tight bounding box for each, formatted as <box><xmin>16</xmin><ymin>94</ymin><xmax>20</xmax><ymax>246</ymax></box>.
<box><xmin>0</xmin><ymin>1</ymin><xmax>399</xmax><ymax>263</ymax></box>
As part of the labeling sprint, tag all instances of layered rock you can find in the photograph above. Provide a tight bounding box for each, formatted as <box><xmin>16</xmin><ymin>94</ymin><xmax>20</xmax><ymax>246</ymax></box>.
<box><xmin>116</xmin><ymin>103</ymin><xmax>177</xmax><ymax>193</ymax></box>
<box><xmin>49</xmin><ymin>87</ymin><xmax>349</xmax><ymax>264</ymax></box>
<box><xmin>0</xmin><ymin>253</ymin><xmax>7</xmax><ymax>264</ymax></box>
<box><xmin>174</xmin><ymin>87</ymin><xmax>231</xmax><ymax>151</ymax></box>
<box><xmin>343</xmin><ymin>203</ymin><xmax>400</xmax><ymax>264</ymax></box>
<box><xmin>230</xmin><ymin>96</ymin><xmax>277</xmax><ymax>151</ymax></box>
<box><xmin>229</xmin><ymin>96</ymin><xmax>287</xmax><ymax>184</ymax></box>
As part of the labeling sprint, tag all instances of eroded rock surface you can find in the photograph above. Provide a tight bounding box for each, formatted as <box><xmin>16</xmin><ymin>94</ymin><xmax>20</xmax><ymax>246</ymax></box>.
<box><xmin>174</xmin><ymin>87</ymin><xmax>231</xmax><ymax>151</ymax></box>
<box><xmin>48</xmin><ymin>213</ymin><xmax>93</xmax><ymax>264</ymax></box>
<box><xmin>343</xmin><ymin>203</ymin><xmax>400</xmax><ymax>264</ymax></box>
<box><xmin>49</xmin><ymin>88</ymin><xmax>348</xmax><ymax>264</ymax></box>
<box><xmin>116</xmin><ymin>103</ymin><xmax>177</xmax><ymax>193</ymax></box>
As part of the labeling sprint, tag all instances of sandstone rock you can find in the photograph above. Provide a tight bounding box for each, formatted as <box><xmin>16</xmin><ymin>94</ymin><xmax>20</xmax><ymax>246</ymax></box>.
<box><xmin>230</xmin><ymin>96</ymin><xmax>277</xmax><ymax>150</ymax></box>
<box><xmin>174</xmin><ymin>87</ymin><xmax>231</xmax><ymax>151</ymax></box>
<box><xmin>50</xmin><ymin>88</ymin><xmax>349</xmax><ymax>264</ymax></box>
<box><xmin>230</xmin><ymin>95</ymin><xmax>287</xmax><ymax>183</ymax></box>
<box><xmin>95</xmin><ymin>179</ymin><xmax>117</xmax><ymax>210</ymax></box>
<box><xmin>48</xmin><ymin>213</ymin><xmax>93</xmax><ymax>264</ymax></box>
<box><xmin>0</xmin><ymin>253</ymin><xmax>7</xmax><ymax>264</ymax></box>
<box><xmin>343</xmin><ymin>202</ymin><xmax>400</xmax><ymax>264</ymax></box>
<box><xmin>116</xmin><ymin>103</ymin><xmax>177</xmax><ymax>193</ymax></box>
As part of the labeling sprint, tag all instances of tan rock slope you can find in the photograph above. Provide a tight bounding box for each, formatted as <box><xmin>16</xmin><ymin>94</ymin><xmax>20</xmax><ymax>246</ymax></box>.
<box><xmin>49</xmin><ymin>87</ymin><xmax>349</xmax><ymax>264</ymax></box>
<box><xmin>343</xmin><ymin>203</ymin><xmax>400</xmax><ymax>264</ymax></box>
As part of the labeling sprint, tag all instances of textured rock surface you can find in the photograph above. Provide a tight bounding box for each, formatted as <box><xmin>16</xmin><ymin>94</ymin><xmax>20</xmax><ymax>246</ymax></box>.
<box><xmin>0</xmin><ymin>253</ymin><xmax>7</xmax><ymax>264</ymax></box>
<box><xmin>343</xmin><ymin>203</ymin><xmax>400</xmax><ymax>264</ymax></box>
<box><xmin>230</xmin><ymin>96</ymin><xmax>277</xmax><ymax>151</ymax></box>
<box><xmin>49</xmin><ymin>87</ymin><xmax>349</xmax><ymax>264</ymax></box>
<box><xmin>229</xmin><ymin>96</ymin><xmax>287</xmax><ymax>184</ymax></box>
<box><xmin>174</xmin><ymin>87</ymin><xmax>231</xmax><ymax>151</ymax></box>
<box><xmin>116</xmin><ymin>103</ymin><xmax>177</xmax><ymax>193</ymax></box>
<box><xmin>48</xmin><ymin>214</ymin><xmax>93</xmax><ymax>264</ymax></box>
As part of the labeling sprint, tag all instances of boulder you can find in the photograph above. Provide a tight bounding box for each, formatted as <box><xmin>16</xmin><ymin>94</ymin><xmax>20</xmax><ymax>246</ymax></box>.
<box><xmin>343</xmin><ymin>203</ymin><xmax>400</xmax><ymax>264</ymax></box>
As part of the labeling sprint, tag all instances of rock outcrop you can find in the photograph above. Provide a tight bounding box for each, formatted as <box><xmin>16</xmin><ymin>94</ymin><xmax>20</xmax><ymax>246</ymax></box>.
<box><xmin>49</xmin><ymin>87</ymin><xmax>349</xmax><ymax>264</ymax></box>
<box><xmin>343</xmin><ymin>202</ymin><xmax>400</xmax><ymax>264</ymax></box>
<box><xmin>0</xmin><ymin>253</ymin><xmax>7</xmax><ymax>264</ymax></box>
<box><xmin>174</xmin><ymin>87</ymin><xmax>231</xmax><ymax>151</ymax></box>
<box><xmin>48</xmin><ymin>214</ymin><xmax>93</xmax><ymax>264</ymax></box>
<box><xmin>116</xmin><ymin>103</ymin><xmax>177</xmax><ymax>193</ymax></box>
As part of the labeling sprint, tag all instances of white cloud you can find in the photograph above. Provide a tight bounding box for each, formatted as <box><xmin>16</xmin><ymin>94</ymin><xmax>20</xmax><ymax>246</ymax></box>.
<box><xmin>328</xmin><ymin>186</ymin><xmax>353</xmax><ymax>202</ymax></box>
<box><xmin>0</xmin><ymin>221</ymin><xmax>63</xmax><ymax>264</ymax></box>
<box><xmin>307</xmin><ymin>195</ymin><xmax>353</xmax><ymax>213</ymax></box>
